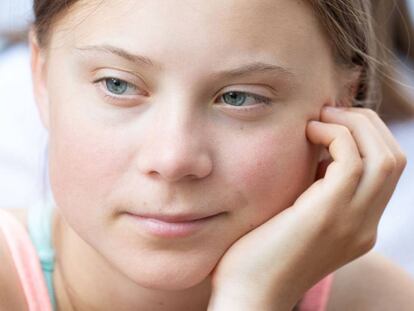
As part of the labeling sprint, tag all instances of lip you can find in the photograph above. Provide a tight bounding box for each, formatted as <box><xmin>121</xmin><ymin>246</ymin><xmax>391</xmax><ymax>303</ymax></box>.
<box><xmin>126</xmin><ymin>212</ymin><xmax>223</xmax><ymax>238</ymax></box>
<box><xmin>127</xmin><ymin>211</ymin><xmax>221</xmax><ymax>223</ymax></box>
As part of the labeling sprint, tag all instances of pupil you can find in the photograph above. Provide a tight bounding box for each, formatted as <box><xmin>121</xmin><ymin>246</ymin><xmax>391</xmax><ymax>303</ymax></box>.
<box><xmin>224</xmin><ymin>92</ymin><xmax>246</xmax><ymax>106</ymax></box>
<box><xmin>107</xmin><ymin>78</ymin><xmax>127</xmax><ymax>94</ymax></box>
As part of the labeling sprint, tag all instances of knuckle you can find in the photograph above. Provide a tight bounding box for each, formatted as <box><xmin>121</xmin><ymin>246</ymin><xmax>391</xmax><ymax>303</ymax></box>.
<box><xmin>360</xmin><ymin>108</ymin><xmax>378</xmax><ymax>119</ymax></box>
<box><xmin>353</xmin><ymin>112</ymin><xmax>370</xmax><ymax>124</ymax></box>
<box><xmin>396</xmin><ymin>152</ymin><xmax>408</xmax><ymax>171</ymax></box>
<box><xmin>335</xmin><ymin>124</ymin><xmax>350</xmax><ymax>134</ymax></box>
<box><xmin>358</xmin><ymin>232</ymin><xmax>377</xmax><ymax>253</ymax></box>
<box><xmin>346</xmin><ymin>159</ymin><xmax>363</xmax><ymax>180</ymax></box>
<box><xmin>352</xmin><ymin>159</ymin><xmax>364</xmax><ymax>174</ymax></box>
<box><xmin>346</xmin><ymin>109</ymin><xmax>371</xmax><ymax>125</ymax></box>
<box><xmin>336</xmin><ymin>125</ymin><xmax>353</xmax><ymax>140</ymax></box>
<box><xmin>377</xmin><ymin>154</ymin><xmax>397</xmax><ymax>176</ymax></box>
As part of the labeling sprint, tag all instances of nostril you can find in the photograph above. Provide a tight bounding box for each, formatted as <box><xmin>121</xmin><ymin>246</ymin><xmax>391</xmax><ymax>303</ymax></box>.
<box><xmin>144</xmin><ymin>156</ymin><xmax>212</xmax><ymax>182</ymax></box>
<box><xmin>136</xmin><ymin>137</ymin><xmax>213</xmax><ymax>182</ymax></box>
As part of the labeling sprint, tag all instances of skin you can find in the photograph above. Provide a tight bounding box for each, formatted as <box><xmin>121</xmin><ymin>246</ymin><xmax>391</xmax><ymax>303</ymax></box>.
<box><xmin>28</xmin><ymin>0</ymin><xmax>407</xmax><ymax>310</ymax></box>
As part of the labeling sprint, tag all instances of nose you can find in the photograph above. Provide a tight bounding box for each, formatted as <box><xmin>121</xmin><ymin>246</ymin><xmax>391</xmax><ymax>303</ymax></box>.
<box><xmin>136</xmin><ymin>104</ymin><xmax>213</xmax><ymax>183</ymax></box>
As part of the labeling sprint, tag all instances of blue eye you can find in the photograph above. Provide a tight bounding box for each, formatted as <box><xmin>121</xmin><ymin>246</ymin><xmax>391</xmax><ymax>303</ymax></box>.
<box><xmin>104</xmin><ymin>78</ymin><xmax>136</xmax><ymax>95</ymax></box>
<box><xmin>106</xmin><ymin>78</ymin><xmax>128</xmax><ymax>95</ymax></box>
<box><xmin>220</xmin><ymin>91</ymin><xmax>271</xmax><ymax>107</ymax></box>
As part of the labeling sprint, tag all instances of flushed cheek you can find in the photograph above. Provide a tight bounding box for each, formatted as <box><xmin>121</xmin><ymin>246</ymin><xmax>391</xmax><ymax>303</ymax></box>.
<box><xmin>49</xmin><ymin>118</ymin><xmax>131</xmax><ymax>216</ymax></box>
<box><xmin>226</xmin><ymin>128</ymin><xmax>318</xmax><ymax>226</ymax></box>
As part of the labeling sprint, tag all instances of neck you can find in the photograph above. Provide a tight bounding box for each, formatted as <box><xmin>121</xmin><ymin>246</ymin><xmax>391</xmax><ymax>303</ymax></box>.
<box><xmin>52</xmin><ymin>210</ymin><xmax>212</xmax><ymax>311</ymax></box>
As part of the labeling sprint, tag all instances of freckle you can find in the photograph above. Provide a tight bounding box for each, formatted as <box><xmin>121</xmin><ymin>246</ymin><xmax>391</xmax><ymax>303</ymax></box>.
<box><xmin>239</xmin><ymin>125</ymin><xmax>244</xmax><ymax>130</ymax></box>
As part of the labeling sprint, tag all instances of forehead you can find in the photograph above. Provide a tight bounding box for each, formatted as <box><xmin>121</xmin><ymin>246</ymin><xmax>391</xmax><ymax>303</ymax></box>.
<box><xmin>50</xmin><ymin>0</ymin><xmax>332</xmax><ymax>77</ymax></box>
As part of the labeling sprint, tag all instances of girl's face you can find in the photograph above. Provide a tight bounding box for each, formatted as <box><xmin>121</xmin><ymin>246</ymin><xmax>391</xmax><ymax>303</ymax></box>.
<box><xmin>34</xmin><ymin>0</ymin><xmax>346</xmax><ymax>290</ymax></box>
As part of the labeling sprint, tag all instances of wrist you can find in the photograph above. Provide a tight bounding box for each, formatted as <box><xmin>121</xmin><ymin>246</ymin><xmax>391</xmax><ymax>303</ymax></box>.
<box><xmin>207</xmin><ymin>283</ymin><xmax>297</xmax><ymax>311</ymax></box>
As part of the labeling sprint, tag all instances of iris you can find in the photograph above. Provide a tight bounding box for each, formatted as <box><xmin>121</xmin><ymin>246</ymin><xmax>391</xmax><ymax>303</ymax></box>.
<box><xmin>222</xmin><ymin>91</ymin><xmax>247</xmax><ymax>106</ymax></box>
<box><xmin>106</xmin><ymin>78</ymin><xmax>128</xmax><ymax>95</ymax></box>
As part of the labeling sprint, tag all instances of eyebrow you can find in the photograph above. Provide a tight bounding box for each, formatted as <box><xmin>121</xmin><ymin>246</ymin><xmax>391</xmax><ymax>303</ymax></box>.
<box><xmin>76</xmin><ymin>44</ymin><xmax>155</xmax><ymax>67</ymax></box>
<box><xmin>75</xmin><ymin>44</ymin><xmax>296</xmax><ymax>79</ymax></box>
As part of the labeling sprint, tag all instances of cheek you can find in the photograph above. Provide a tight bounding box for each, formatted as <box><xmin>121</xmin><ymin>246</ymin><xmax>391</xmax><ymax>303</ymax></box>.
<box><xmin>225</xmin><ymin>126</ymin><xmax>318</xmax><ymax>224</ymax></box>
<box><xmin>48</xmin><ymin>111</ymin><xmax>129</xmax><ymax>217</ymax></box>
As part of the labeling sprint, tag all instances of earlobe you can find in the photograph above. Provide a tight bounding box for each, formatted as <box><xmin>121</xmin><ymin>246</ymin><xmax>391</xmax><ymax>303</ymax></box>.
<box><xmin>29</xmin><ymin>28</ymin><xmax>50</xmax><ymax>130</ymax></box>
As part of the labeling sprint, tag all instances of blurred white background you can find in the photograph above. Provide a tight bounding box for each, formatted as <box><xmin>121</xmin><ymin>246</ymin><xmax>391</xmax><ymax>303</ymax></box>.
<box><xmin>0</xmin><ymin>0</ymin><xmax>414</xmax><ymax>278</ymax></box>
<box><xmin>0</xmin><ymin>0</ymin><xmax>32</xmax><ymax>50</ymax></box>
<box><xmin>0</xmin><ymin>0</ymin><xmax>33</xmax><ymax>32</ymax></box>
<box><xmin>0</xmin><ymin>0</ymin><xmax>51</xmax><ymax>207</ymax></box>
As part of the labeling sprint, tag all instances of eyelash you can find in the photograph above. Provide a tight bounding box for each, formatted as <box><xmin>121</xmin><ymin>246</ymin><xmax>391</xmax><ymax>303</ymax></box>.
<box><xmin>94</xmin><ymin>77</ymin><xmax>273</xmax><ymax>109</ymax></box>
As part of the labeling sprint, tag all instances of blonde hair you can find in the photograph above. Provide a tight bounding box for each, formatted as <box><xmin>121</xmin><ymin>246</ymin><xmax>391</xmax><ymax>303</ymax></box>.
<box><xmin>373</xmin><ymin>0</ymin><xmax>414</xmax><ymax>122</ymax></box>
<box><xmin>309</xmin><ymin>0</ymin><xmax>379</xmax><ymax>110</ymax></box>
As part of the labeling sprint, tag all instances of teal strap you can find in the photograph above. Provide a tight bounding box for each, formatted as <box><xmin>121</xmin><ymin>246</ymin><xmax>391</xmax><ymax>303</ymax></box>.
<box><xmin>27</xmin><ymin>201</ymin><xmax>57</xmax><ymax>310</ymax></box>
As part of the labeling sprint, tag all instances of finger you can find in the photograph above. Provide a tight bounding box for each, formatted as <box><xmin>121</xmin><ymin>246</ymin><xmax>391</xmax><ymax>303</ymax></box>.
<box><xmin>344</xmin><ymin>109</ymin><xmax>407</xmax><ymax>231</ymax></box>
<box><xmin>344</xmin><ymin>107</ymin><xmax>407</xmax><ymax>171</ymax></box>
<box><xmin>337</xmin><ymin>107</ymin><xmax>407</xmax><ymax>208</ymax></box>
<box><xmin>320</xmin><ymin>107</ymin><xmax>400</xmax><ymax>221</ymax></box>
<box><xmin>321</xmin><ymin>106</ymin><xmax>391</xmax><ymax>160</ymax></box>
<box><xmin>306</xmin><ymin>120</ymin><xmax>363</xmax><ymax>199</ymax></box>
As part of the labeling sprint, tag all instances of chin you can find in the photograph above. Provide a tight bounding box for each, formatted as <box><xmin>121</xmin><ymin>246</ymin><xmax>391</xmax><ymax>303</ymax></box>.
<box><xmin>131</xmin><ymin>264</ymin><xmax>213</xmax><ymax>291</ymax></box>
<box><xmin>112</xmin><ymin>249</ymin><xmax>217</xmax><ymax>291</ymax></box>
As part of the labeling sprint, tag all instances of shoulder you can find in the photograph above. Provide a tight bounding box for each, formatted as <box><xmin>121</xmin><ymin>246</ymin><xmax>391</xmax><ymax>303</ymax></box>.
<box><xmin>326</xmin><ymin>250</ymin><xmax>414</xmax><ymax>311</ymax></box>
<box><xmin>0</xmin><ymin>208</ymin><xmax>30</xmax><ymax>311</ymax></box>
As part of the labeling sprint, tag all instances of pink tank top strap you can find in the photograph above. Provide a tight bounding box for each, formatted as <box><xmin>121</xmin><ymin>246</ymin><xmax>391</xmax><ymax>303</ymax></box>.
<box><xmin>297</xmin><ymin>273</ymin><xmax>334</xmax><ymax>311</ymax></box>
<box><xmin>0</xmin><ymin>209</ymin><xmax>53</xmax><ymax>311</ymax></box>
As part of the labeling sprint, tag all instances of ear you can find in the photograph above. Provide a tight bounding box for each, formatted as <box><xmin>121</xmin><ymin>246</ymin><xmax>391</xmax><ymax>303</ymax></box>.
<box><xmin>335</xmin><ymin>66</ymin><xmax>362</xmax><ymax>108</ymax></box>
<box><xmin>29</xmin><ymin>28</ymin><xmax>50</xmax><ymax>130</ymax></box>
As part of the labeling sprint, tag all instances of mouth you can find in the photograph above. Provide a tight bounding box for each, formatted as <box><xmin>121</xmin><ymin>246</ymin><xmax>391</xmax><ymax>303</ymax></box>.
<box><xmin>128</xmin><ymin>211</ymin><xmax>222</xmax><ymax>222</ymax></box>
<box><xmin>125</xmin><ymin>212</ymin><xmax>224</xmax><ymax>238</ymax></box>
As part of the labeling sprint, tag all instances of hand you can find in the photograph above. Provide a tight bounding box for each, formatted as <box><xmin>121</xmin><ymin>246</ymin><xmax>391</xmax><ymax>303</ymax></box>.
<box><xmin>207</xmin><ymin>107</ymin><xmax>407</xmax><ymax>311</ymax></box>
